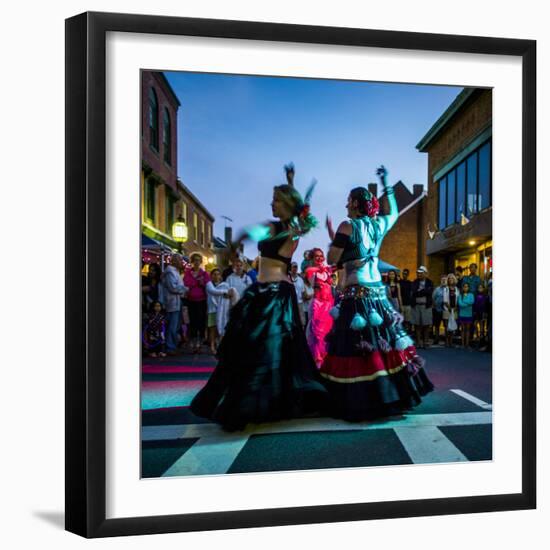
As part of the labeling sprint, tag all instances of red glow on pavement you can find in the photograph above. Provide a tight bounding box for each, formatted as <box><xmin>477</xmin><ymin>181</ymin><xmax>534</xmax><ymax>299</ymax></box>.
<box><xmin>142</xmin><ymin>365</ymin><xmax>215</xmax><ymax>374</ymax></box>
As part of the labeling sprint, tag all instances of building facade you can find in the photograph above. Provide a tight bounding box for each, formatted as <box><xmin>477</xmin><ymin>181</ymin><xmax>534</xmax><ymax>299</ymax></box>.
<box><xmin>417</xmin><ymin>88</ymin><xmax>492</xmax><ymax>283</ymax></box>
<box><xmin>176</xmin><ymin>179</ymin><xmax>215</xmax><ymax>265</ymax></box>
<box><xmin>141</xmin><ymin>71</ymin><xmax>215</xmax><ymax>265</ymax></box>
<box><xmin>141</xmin><ymin>71</ymin><xmax>181</xmax><ymax>248</ymax></box>
<box><xmin>369</xmin><ymin>181</ymin><xmax>426</xmax><ymax>274</ymax></box>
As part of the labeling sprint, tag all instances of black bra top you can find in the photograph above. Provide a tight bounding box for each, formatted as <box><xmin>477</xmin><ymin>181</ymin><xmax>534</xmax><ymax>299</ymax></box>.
<box><xmin>257</xmin><ymin>221</ymin><xmax>292</xmax><ymax>266</ymax></box>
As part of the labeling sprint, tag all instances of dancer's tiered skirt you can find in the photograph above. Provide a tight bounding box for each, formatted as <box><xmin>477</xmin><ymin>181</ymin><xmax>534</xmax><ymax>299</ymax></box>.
<box><xmin>190</xmin><ymin>281</ymin><xmax>328</xmax><ymax>430</ymax></box>
<box><xmin>321</xmin><ymin>282</ymin><xmax>434</xmax><ymax>421</ymax></box>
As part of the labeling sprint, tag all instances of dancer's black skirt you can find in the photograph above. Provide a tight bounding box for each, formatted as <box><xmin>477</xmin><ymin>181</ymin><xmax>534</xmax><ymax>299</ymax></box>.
<box><xmin>190</xmin><ymin>281</ymin><xmax>328</xmax><ymax>430</ymax></box>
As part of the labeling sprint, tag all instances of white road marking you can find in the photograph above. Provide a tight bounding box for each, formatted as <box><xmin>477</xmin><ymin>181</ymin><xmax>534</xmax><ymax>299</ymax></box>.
<box><xmin>162</xmin><ymin>435</ymin><xmax>250</xmax><ymax>477</ymax></box>
<box><xmin>451</xmin><ymin>389</ymin><xmax>493</xmax><ymax>410</ymax></box>
<box><xmin>394</xmin><ymin>425</ymin><xmax>468</xmax><ymax>464</ymax></box>
<box><xmin>142</xmin><ymin>411</ymin><xmax>492</xmax><ymax>442</ymax></box>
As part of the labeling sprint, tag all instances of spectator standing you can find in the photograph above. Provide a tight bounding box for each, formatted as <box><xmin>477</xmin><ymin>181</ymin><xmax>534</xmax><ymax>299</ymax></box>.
<box><xmin>399</xmin><ymin>268</ymin><xmax>413</xmax><ymax>329</ymax></box>
<box><xmin>226</xmin><ymin>257</ymin><xmax>253</xmax><ymax>301</ymax></box>
<box><xmin>454</xmin><ymin>265</ymin><xmax>464</xmax><ymax>289</ymax></box>
<box><xmin>161</xmin><ymin>254</ymin><xmax>187</xmax><ymax>355</ymax></box>
<box><xmin>142</xmin><ymin>263</ymin><xmax>163</xmax><ymax>312</ymax></box>
<box><xmin>411</xmin><ymin>266</ymin><xmax>434</xmax><ymax>349</ymax></box>
<box><xmin>205</xmin><ymin>268</ymin><xmax>232</xmax><ymax>354</ymax></box>
<box><xmin>246</xmin><ymin>257</ymin><xmax>259</xmax><ymax>283</ymax></box>
<box><xmin>462</xmin><ymin>263</ymin><xmax>482</xmax><ymax>292</ymax></box>
<box><xmin>442</xmin><ymin>273</ymin><xmax>459</xmax><ymax>347</ymax></box>
<box><xmin>289</xmin><ymin>262</ymin><xmax>306</xmax><ymax>327</ymax></box>
<box><xmin>302</xmin><ymin>275</ymin><xmax>314</xmax><ymax>326</ymax></box>
<box><xmin>183</xmin><ymin>253</ymin><xmax>211</xmax><ymax>354</ymax></box>
<box><xmin>432</xmin><ymin>275</ymin><xmax>448</xmax><ymax>345</ymax></box>
<box><xmin>301</xmin><ymin>250</ymin><xmax>313</xmax><ymax>273</ymax></box>
<box><xmin>473</xmin><ymin>283</ymin><xmax>489</xmax><ymax>348</ymax></box>
<box><xmin>142</xmin><ymin>301</ymin><xmax>166</xmax><ymax>358</ymax></box>
<box><xmin>457</xmin><ymin>282</ymin><xmax>475</xmax><ymax>349</ymax></box>
<box><xmin>385</xmin><ymin>269</ymin><xmax>402</xmax><ymax>311</ymax></box>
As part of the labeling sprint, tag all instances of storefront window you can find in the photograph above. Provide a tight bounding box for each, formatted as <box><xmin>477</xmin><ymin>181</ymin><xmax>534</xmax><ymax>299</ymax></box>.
<box><xmin>456</xmin><ymin>161</ymin><xmax>466</xmax><ymax>221</ymax></box>
<box><xmin>478</xmin><ymin>141</ymin><xmax>491</xmax><ymax>211</ymax></box>
<box><xmin>446</xmin><ymin>169</ymin><xmax>456</xmax><ymax>226</ymax></box>
<box><xmin>466</xmin><ymin>152</ymin><xmax>478</xmax><ymax>215</ymax></box>
<box><xmin>145</xmin><ymin>179</ymin><xmax>156</xmax><ymax>223</ymax></box>
<box><xmin>438</xmin><ymin>177</ymin><xmax>446</xmax><ymax>230</ymax></box>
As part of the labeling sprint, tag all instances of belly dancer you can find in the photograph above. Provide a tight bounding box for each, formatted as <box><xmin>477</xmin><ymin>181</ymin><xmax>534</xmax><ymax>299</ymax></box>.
<box><xmin>321</xmin><ymin>165</ymin><xmax>433</xmax><ymax>421</ymax></box>
<box><xmin>190</xmin><ymin>164</ymin><xmax>328</xmax><ymax>430</ymax></box>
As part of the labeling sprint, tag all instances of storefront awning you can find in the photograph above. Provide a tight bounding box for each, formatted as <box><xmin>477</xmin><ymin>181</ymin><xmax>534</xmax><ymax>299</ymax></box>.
<box><xmin>379</xmin><ymin>260</ymin><xmax>400</xmax><ymax>273</ymax></box>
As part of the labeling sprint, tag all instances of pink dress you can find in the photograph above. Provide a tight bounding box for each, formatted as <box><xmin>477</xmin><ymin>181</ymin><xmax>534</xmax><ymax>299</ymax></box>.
<box><xmin>305</xmin><ymin>265</ymin><xmax>335</xmax><ymax>367</ymax></box>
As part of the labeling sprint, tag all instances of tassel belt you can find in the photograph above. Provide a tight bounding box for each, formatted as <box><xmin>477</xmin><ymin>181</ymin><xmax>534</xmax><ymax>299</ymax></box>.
<box><xmin>342</xmin><ymin>284</ymin><xmax>386</xmax><ymax>300</ymax></box>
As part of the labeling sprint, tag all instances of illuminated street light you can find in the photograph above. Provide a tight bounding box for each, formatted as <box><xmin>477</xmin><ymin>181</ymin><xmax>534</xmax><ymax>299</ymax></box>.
<box><xmin>172</xmin><ymin>216</ymin><xmax>188</xmax><ymax>253</ymax></box>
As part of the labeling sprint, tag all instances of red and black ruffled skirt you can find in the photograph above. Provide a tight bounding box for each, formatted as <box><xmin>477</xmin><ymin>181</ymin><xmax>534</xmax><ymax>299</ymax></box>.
<box><xmin>321</xmin><ymin>282</ymin><xmax>434</xmax><ymax>421</ymax></box>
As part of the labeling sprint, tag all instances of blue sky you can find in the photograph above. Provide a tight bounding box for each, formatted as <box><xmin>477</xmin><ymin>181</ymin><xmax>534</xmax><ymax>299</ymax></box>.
<box><xmin>164</xmin><ymin>71</ymin><xmax>461</xmax><ymax>260</ymax></box>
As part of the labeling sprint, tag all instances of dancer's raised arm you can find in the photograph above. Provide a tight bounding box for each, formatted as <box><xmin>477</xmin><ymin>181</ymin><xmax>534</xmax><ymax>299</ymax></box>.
<box><xmin>376</xmin><ymin>165</ymin><xmax>398</xmax><ymax>235</ymax></box>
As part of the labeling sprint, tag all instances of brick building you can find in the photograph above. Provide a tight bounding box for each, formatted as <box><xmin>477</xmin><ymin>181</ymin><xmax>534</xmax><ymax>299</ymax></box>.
<box><xmin>368</xmin><ymin>181</ymin><xmax>426</xmax><ymax>274</ymax></box>
<box><xmin>176</xmin><ymin>179</ymin><xmax>215</xmax><ymax>265</ymax></box>
<box><xmin>416</xmin><ymin>88</ymin><xmax>492</xmax><ymax>283</ymax></box>
<box><xmin>141</xmin><ymin>71</ymin><xmax>215</xmax><ymax>265</ymax></box>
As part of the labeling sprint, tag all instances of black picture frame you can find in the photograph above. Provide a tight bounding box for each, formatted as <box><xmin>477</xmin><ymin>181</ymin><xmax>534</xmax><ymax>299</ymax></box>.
<box><xmin>65</xmin><ymin>11</ymin><xmax>536</xmax><ymax>538</ymax></box>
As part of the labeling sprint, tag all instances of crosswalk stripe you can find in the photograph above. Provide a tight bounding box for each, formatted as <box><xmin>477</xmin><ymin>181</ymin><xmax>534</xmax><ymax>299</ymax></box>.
<box><xmin>394</xmin><ymin>425</ymin><xmax>468</xmax><ymax>464</ymax></box>
<box><xmin>162</xmin><ymin>435</ymin><xmax>249</xmax><ymax>477</ymax></box>
<box><xmin>142</xmin><ymin>411</ymin><xmax>492</xmax><ymax>442</ymax></box>
<box><xmin>451</xmin><ymin>389</ymin><xmax>492</xmax><ymax>410</ymax></box>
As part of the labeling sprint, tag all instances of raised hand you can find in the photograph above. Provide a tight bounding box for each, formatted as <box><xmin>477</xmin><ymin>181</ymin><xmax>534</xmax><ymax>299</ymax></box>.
<box><xmin>284</xmin><ymin>162</ymin><xmax>295</xmax><ymax>185</ymax></box>
<box><xmin>376</xmin><ymin>165</ymin><xmax>388</xmax><ymax>179</ymax></box>
<box><xmin>325</xmin><ymin>215</ymin><xmax>335</xmax><ymax>240</ymax></box>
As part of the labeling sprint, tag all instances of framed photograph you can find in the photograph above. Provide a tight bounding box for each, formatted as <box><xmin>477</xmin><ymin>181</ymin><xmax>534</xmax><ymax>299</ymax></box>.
<box><xmin>65</xmin><ymin>11</ymin><xmax>536</xmax><ymax>538</ymax></box>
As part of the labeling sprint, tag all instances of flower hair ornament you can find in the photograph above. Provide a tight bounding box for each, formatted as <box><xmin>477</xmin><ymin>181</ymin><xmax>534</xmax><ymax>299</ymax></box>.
<box><xmin>365</xmin><ymin>194</ymin><xmax>380</xmax><ymax>217</ymax></box>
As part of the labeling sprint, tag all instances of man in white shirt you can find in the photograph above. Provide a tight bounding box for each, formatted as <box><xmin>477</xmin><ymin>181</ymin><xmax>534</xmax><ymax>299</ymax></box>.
<box><xmin>289</xmin><ymin>261</ymin><xmax>307</xmax><ymax>327</ymax></box>
<box><xmin>225</xmin><ymin>258</ymin><xmax>253</xmax><ymax>301</ymax></box>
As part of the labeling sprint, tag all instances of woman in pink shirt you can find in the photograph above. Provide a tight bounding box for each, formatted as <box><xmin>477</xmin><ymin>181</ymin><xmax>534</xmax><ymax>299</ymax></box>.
<box><xmin>183</xmin><ymin>253</ymin><xmax>211</xmax><ymax>353</ymax></box>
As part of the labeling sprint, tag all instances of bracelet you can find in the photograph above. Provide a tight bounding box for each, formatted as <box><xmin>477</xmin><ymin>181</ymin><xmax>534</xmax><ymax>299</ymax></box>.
<box><xmin>384</xmin><ymin>186</ymin><xmax>395</xmax><ymax>195</ymax></box>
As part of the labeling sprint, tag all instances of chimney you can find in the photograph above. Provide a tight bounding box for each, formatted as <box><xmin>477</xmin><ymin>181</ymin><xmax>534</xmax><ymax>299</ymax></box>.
<box><xmin>224</xmin><ymin>226</ymin><xmax>233</xmax><ymax>246</ymax></box>
<box><xmin>413</xmin><ymin>184</ymin><xmax>424</xmax><ymax>197</ymax></box>
<box><xmin>367</xmin><ymin>183</ymin><xmax>378</xmax><ymax>197</ymax></box>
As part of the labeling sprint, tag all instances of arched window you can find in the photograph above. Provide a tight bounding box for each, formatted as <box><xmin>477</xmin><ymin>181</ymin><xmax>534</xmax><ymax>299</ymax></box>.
<box><xmin>148</xmin><ymin>88</ymin><xmax>159</xmax><ymax>150</ymax></box>
<box><xmin>163</xmin><ymin>108</ymin><xmax>171</xmax><ymax>165</ymax></box>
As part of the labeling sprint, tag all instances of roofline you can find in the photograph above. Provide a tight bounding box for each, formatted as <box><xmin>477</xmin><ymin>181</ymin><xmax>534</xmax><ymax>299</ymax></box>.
<box><xmin>177</xmin><ymin>179</ymin><xmax>215</xmax><ymax>222</ymax></box>
<box><xmin>155</xmin><ymin>71</ymin><xmax>181</xmax><ymax>108</ymax></box>
<box><xmin>397</xmin><ymin>191</ymin><xmax>426</xmax><ymax>217</ymax></box>
<box><xmin>416</xmin><ymin>88</ymin><xmax>480</xmax><ymax>152</ymax></box>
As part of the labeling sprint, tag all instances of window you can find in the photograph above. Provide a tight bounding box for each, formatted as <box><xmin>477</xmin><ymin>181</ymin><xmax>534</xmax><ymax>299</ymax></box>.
<box><xmin>438</xmin><ymin>177</ymin><xmax>446</xmax><ymax>230</ymax></box>
<box><xmin>193</xmin><ymin>212</ymin><xmax>198</xmax><ymax>241</ymax></box>
<box><xmin>162</xmin><ymin>108</ymin><xmax>171</xmax><ymax>165</ymax></box>
<box><xmin>437</xmin><ymin>139</ymin><xmax>492</xmax><ymax>230</ymax></box>
<box><xmin>148</xmin><ymin>88</ymin><xmax>159</xmax><ymax>150</ymax></box>
<box><xmin>207</xmin><ymin>224</ymin><xmax>212</xmax><ymax>247</ymax></box>
<box><xmin>200</xmin><ymin>219</ymin><xmax>205</xmax><ymax>246</ymax></box>
<box><xmin>181</xmin><ymin>202</ymin><xmax>188</xmax><ymax>223</ymax></box>
<box><xmin>165</xmin><ymin>194</ymin><xmax>174</xmax><ymax>233</ymax></box>
<box><xmin>446</xmin><ymin>169</ymin><xmax>456</xmax><ymax>227</ymax></box>
<box><xmin>466</xmin><ymin>152</ymin><xmax>478</xmax><ymax>215</ymax></box>
<box><xmin>456</xmin><ymin>161</ymin><xmax>466</xmax><ymax>222</ymax></box>
<box><xmin>478</xmin><ymin>141</ymin><xmax>491</xmax><ymax>211</ymax></box>
<box><xmin>145</xmin><ymin>178</ymin><xmax>156</xmax><ymax>223</ymax></box>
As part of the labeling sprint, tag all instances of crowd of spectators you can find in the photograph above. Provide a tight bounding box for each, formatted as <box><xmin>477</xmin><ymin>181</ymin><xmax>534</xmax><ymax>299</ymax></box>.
<box><xmin>141</xmin><ymin>249</ymin><xmax>492</xmax><ymax>357</ymax></box>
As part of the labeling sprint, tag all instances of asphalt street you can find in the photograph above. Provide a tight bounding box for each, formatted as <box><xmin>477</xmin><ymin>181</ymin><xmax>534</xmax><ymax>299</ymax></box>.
<box><xmin>141</xmin><ymin>346</ymin><xmax>492</xmax><ymax>478</ymax></box>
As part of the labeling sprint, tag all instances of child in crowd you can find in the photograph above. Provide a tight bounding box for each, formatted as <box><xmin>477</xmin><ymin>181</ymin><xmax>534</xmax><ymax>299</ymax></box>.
<box><xmin>457</xmin><ymin>282</ymin><xmax>475</xmax><ymax>349</ymax></box>
<box><xmin>473</xmin><ymin>283</ymin><xmax>489</xmax><ymax>348</ymax></box>
<box><xmin>442</xmin><ymin>273</ymin><xmax>459</xmax><ymax>347</ymax></box>
<box><xmin>142</xmin><ymin>301</ymin><xmax>166</xmax><ymax>358</ymax></box>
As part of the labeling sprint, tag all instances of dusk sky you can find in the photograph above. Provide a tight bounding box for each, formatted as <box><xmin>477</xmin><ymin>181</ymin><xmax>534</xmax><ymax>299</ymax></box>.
<box><xmin>164</xmin><ymin>71</ymin><xmax>462</xmax><ymax>261</ymax></box>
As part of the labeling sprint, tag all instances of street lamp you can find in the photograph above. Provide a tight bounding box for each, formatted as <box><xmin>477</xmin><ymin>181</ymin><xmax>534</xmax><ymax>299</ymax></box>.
<box><xmin>172</xmin><ymin>216</ymin><xmax>188</xmax><ymax>253</ymax></box>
